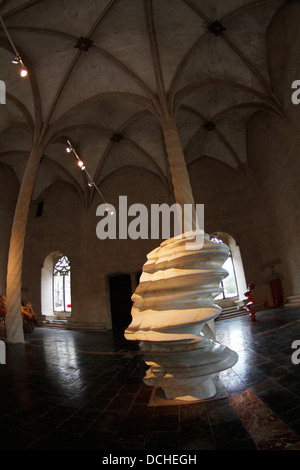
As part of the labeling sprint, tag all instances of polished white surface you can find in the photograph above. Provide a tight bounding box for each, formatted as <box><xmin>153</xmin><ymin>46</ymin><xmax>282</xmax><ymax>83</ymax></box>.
<box><xmin>125</xmin><ymin>231</ymin><xmax>239</xmax><ymax>400</ymax></box>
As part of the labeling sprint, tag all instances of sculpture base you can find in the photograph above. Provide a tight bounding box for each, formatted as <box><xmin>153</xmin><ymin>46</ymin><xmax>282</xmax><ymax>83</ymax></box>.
<box><xmin>149</xmin><ymin>376</ymin><xmax>229</xmax><ymax>406</ymax></box>
<box><xmin>146</xmin><ymin>376</ymin><xmax>216</xmax><ymax>401</ymax></box>
<box><xmin>140</xmin><ymin>335</ymin><xmax>238</xmax><ymax>401</ymax></box>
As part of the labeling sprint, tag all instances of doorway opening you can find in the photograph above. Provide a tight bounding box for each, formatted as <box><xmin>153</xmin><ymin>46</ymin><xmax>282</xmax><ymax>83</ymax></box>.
<box><xmin>41</xmin><ymin>252</ymin><xmax>72</xmax><ymax>321</ymax></box>
<box><xmin>53</xmin><ymin>255</ymin><xmax>71</xmax><ymax>314</ymax></box>
<box><xmin>210</xmin><ymin>232</ymin><xmax>247</xmax><ymax>308</ymax></box>
<box><xmin>109</xmin><ymin>274</ymin><xmax>133</xmax><ymax>331</ymax></box>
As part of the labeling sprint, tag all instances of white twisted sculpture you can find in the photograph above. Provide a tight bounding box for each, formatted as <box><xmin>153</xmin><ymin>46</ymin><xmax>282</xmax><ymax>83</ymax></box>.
<box><xmin>125</xmin><ymin>230</ymin><xmax>238</xmax><ymax>401</ymax></box>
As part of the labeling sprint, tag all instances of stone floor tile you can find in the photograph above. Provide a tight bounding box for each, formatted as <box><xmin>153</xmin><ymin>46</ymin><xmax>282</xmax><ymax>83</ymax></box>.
<box><xmin>1</xmin><ymin>306</ymin><xmax>300</xmax><ymax>451</ymax></box>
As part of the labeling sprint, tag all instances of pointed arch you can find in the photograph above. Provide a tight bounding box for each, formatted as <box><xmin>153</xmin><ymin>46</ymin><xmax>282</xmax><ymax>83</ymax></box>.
<box><xmin>41</xmin><ymin>252</ymin><xmax>72</xmax><ymax>320</ymax></box>
<box><xmin>210</xmin><ymin>231</ymin><xmax>247</xmax><ymax>305</ymax></box>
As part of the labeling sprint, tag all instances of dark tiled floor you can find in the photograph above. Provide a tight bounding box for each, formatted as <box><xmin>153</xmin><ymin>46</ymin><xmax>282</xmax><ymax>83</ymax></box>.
<box><xmin>1</xmin><ymin>307</ymin><xmax>300</xmax><ymax>451</ymax></box>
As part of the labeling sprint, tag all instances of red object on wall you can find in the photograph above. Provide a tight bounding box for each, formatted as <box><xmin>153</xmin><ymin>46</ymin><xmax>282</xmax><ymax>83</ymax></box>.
<box><xmin>244</xmin><ymin>283</ymin><xmax>256</xmax><ymax>321</ymax></box>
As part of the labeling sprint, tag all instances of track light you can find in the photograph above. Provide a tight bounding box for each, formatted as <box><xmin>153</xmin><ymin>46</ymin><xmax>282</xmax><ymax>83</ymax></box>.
<box><xmin>0</xmin><ymin>15</ymin><xmax>28</xmax><ymax>78</ymax></box>
<box><xmin>12</xmin><ymin>55</ymin><xmax>21</xmax><ymax>64</ymax></box>
<box><xmin>20</xmin><ymin>68</ymin><xmax>28</xmax><ymax>78</ymax></box>
<box><xmin>12</xmin><ymin>56</ymin><xmax>28</xmax><ymax>77</ymax></box>
<box><xmin>65</xmin><ymin>139</ymin><xmax>112</xmax><ymax>211</ymax></box>
<box><xmin>77</xmin><ymin>160</ymin><xmax>86</xmax><ymax>170</ymax></box>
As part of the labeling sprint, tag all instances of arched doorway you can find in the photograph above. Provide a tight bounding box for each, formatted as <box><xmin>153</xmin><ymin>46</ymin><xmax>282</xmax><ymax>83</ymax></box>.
<box><xmin>109</xmin><ymin>274</ymin><xmax>133</xmax><ymax>331</ymax></box>
<box><xmin>210</xmin><ymin>232</ymin><xmax>247</xmax><ymax>308</ymax></box>
<box><xmin>41</xmin><ymin>252</ymin><xmax>72</xmax><ymax>320</ymax></box>
<box><xmin>53</xmin><ymin>256</ymin><xmax>71</xmax><ymax>314</ymax></box>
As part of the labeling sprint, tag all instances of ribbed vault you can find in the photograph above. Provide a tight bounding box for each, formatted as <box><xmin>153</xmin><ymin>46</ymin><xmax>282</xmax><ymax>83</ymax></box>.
<box><xmin>0</xmin><ymin>0</ymin><xmax>287</xmax><ymax>207</ymax></box>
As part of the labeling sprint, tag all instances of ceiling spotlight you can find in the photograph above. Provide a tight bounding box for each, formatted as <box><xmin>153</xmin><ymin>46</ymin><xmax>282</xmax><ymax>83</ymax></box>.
<box><xmin>11</xmin><ymin>55</ymin><xmax>27</xmax><ymax>77</ymax></box>
<box><xmin>77</xmin><ymin>160</ymin><xmax>86</xmax><ymax>170</ymax></box>
<box><xmin>20</xmin><ymin>68</ymin><xmax>28</xmax><ymax>78</ymax></box>
<box><xmin>65</xmin><ymin>139</ymin><xmax>109</xmax><ymax>208</ymax></box>
<box><xmin>12</xmin><ymin>55</ymin><xmax>21</xmax><ymax>64</ymax></box>
<box><xmin>0</xmin><ymin>15</ymin><xmax>28</xmax><ymax>78</ymax></box>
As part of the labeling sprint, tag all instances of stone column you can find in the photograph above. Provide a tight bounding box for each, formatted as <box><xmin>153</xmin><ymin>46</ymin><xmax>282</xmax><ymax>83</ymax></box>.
<box><xmin>161</xmin><ymin>116</ymin><xmax>196</xmax><ymax>230</ymax></box>
<box><xmin>161</xmin><ymin>115</ymin><xmax>212</xmax><ymax>338</ymax></box>
<box><xmin>6</xmin><ymin>143</ymin><xmax>44</xmax><ymax>343</ymax></box>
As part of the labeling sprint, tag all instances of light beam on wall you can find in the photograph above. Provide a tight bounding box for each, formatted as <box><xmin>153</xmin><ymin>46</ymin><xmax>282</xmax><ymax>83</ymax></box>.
<box><xmin>66</xmin><ymin>140</ymin><xmax>114</xmax><ymax>215</ymax></box>
<box><xmin>0</xmin><ymin>15</ymin><xmax>28</xmax><ymax>77</ymax></box>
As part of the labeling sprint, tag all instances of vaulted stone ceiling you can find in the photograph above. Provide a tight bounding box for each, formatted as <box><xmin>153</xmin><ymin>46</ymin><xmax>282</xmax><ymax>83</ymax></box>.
<box><xmin>0</xmin><ymin>0</ymin><xmax>287</xmax><ymax>205</ymax></box>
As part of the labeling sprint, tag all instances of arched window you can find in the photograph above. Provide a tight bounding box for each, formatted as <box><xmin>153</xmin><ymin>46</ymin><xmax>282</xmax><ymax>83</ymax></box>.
<box><xmin>211</xmin><ymin>233</ymin><xmax>247</xmax><ymax>303</ymax></box>
<box><xmin>211</xmin><ymin>238</ymin><xmax>238</xmax><ymax>299</ymax></box>
<box><xmin>53</xmin><ymin>256</ymin><xmax>71</xmax><ymax>313</ymax></box>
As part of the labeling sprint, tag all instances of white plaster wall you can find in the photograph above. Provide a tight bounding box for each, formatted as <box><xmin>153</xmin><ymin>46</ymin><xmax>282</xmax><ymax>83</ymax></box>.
<box><xmin>21</xmin><ymin>155</ymin><xmax>283</xmax><ymax>330</ymax></box>
<box><xmin>248</xmin><ymin>113</ymin><xmax>300</xmax><ymax>300</ymax></box>
<box><xmin>22</xmin><ymin>167</ymin><xmax>173</xmax><ymax>328</ymax></box>
<box><xmin>188</xmin><ymin>157</ymin><xmax>276</xmax><ymax>307</ymax></box>
<box><xmin>246</xmin><ymin>1</ymin><xmax>300</xmax><ymax>301</ymax></box>
<box><xmin>4</xmin><ymin>138</ymin><xmax>297</xmax><ymax>331</ymax></box>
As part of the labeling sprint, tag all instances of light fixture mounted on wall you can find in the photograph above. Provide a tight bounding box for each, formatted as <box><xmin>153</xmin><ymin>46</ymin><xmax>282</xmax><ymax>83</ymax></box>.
<box><xmin>0</xmin><ymin>14</ymin><xmax>28</xmax><ymax>77</ymax></box>
<box><xmin>65</xmin><ymin>140</ymin><xmax>114</xmax><ymax>215</ymax></box>
<box><xmin>12</xmin><ymin>55</ymin><xmax>28</xmax><ymax>77</ymax></box>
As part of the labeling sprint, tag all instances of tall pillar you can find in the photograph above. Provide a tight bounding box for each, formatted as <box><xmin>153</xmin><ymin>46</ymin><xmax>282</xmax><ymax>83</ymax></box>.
<box><xmin>161</xmin><ymin>116</ymin><xmax>196</xmax><ymax>230</ymax></box>
<box><xmin>6</xmin><ymin>143</ymin><xmax>44</xmax><ymax>343</ymax></box>
<box><xmin>161</xmin><ymin>115</ymin><xmax>212</xmax><ymax>338</ymax></box>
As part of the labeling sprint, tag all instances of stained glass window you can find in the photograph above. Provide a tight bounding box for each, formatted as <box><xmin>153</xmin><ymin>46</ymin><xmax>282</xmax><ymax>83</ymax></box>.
<box><xmin>53</xmin><ymin>256</ymin><xmax>71</xmax><ymax>312</ymax></box>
